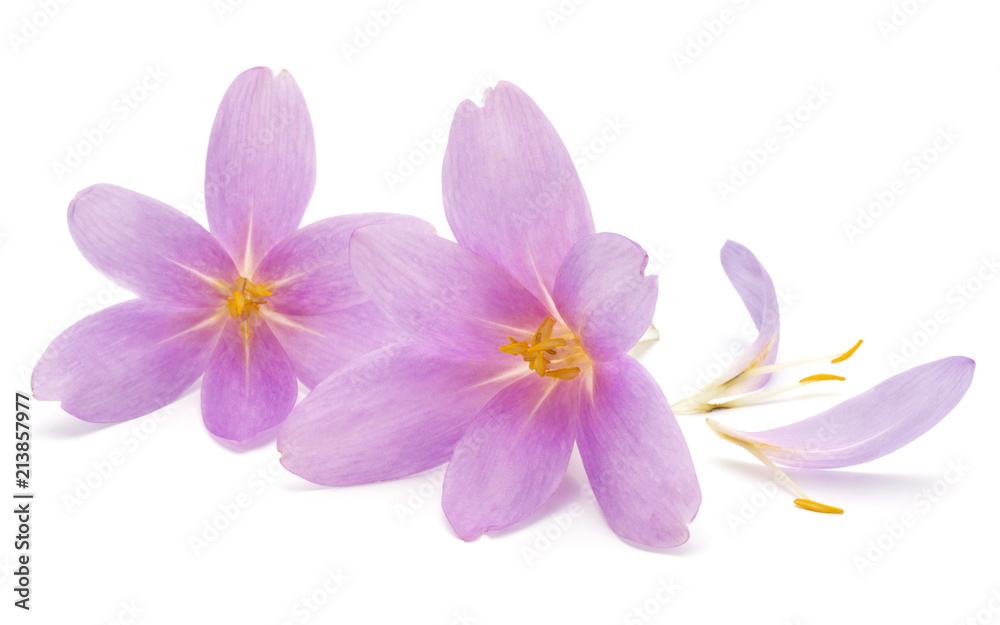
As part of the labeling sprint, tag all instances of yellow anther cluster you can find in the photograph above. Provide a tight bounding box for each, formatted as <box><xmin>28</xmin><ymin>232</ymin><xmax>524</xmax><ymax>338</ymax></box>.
<box><xmin>499</xmin><ymin>317</ymin><xmax>583</xmax><ymax>380</ymax></box>
<box><xmin>225</xmin><ymin>277</ymin><xmax>272</xmax><ymax>319</ymax></box>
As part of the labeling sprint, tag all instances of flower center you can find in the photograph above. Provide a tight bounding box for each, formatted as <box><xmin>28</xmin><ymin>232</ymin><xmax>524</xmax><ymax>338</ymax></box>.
<box><xmin>499</xmin><ymin>316</ymin><xmax>589</xmax><ymax>380</ymax></box>
<box><xmin>223</xmin><ymin>277</ymin><xmax>272</xmax><ymax>337</ymax></box>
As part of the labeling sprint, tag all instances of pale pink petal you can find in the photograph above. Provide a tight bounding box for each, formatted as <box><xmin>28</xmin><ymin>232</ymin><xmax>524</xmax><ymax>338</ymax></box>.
<box><xmin>719</xmin><ymin>356</ymin><xmax>976</xmax><ymax>468</ymax></box>
<box><xmin>350</xmin><ymin>224</ymin><xmax>550</xmax><ymax>362</ymax></box>
<box><xmin>252</xmin><ymin>213</ymin><xmax>433</xmax><ymax>315</ymax></box>
<box><xmin>278</xmin><ymin>343</ymin><xmax>518</xmax><ymax>485</ymax></box>
<box><xmin>552</xmin><ymin>233</ymin><xmax>658</xmax><ymax>362</ymax></box>
<box><xmin>32</xmin><ymin>300</ymin><xmax>225</xmax><ymax>423</ymax></box>
<box><xmin>201</xmin><ymin>317</ymin><xmax>298</xmax><ymax>443</ymax></box>
<box><xmin>68</xmin><ymin>184</ymin><xmax>238</xmax><ymax>308</ymax></box>
<box><xmin>265</xmin><ymin>301</ymin><xmax>405</xmax><ymax>389</ymax></box>
<box><xmin>205</xmin><ymin>67</ymin><xmax>316</xmax><ymax>274</ymax></box>
<box><xmin>442</xmin><ymin>81</ymin><xmax>595</xmax><ymax>307</ymax></box>
<box><xmin>442</xmin><ymin>374</ymin><xmax>579</xmax><ymax>540</ymax></box>
<box><xmin>578</xmin><ymin>356</ymin><xmax>701</xmax><ymax>548</ymax></box>
<box><xmin>713</xmin><ymin>240</ymin><xmax>780</xmax><ymax>395</ymax></box>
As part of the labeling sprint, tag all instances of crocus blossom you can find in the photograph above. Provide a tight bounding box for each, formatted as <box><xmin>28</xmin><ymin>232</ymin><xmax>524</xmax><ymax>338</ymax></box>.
<box><xmin>707</xmin><ymin>356</ymin><xmax>975</xmax><ymax>511</ymax></box>
<box><xmin>671</xmin><ymin>240</ymin><xmax>861</xmax><ymax>413</ymax></box>
<box><xmin>32</xmin><ymin>67</ymin><xmax>423</xmax><ymax>443</ymax></box>
<box><xmin>278</xmin><ymin>81</ymin><xmax>701</xmax><ymax>548</ymax></box>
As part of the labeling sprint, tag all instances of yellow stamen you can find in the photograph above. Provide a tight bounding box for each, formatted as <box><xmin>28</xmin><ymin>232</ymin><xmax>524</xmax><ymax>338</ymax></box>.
<box><xmin>794</xmin><ymin>499</ymin><xmax>844</xmax><ymax>514</ymax></box>
<box><xmin>525</xmin><ymin>338</ymin><xmax>566</xmax><ymax>354</ymax></box>
<box><xmin>533</xmin><ymin>352</ymin><xmax>546</xmax><ymax>376</ymax></box>
<box><xmin>545</xmin><ymin>367</ymin><xmax>581</xmax><ymax>380</ymax></box>
<box><xmin>224</xmin><ymin>277</ymin><xmax>272</xmax><ymax>319</ymax></box>
<box><xmin>799</xmin><ymin>373</ymin><xmax>846</xmax><ymax>383</ymax></box>
<box><xmin>537</xmin><ymin>317</ymin><xmax>556</xmax><ymax>343</ymax></box>
<box><xmin>831</xmin><ymin>339</ymin><xmax>863</xmax><ymax>364</ymax></box>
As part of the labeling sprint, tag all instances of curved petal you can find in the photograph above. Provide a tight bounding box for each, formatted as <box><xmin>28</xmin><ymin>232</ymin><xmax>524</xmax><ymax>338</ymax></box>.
<box><xmin>205</xmin><ymin>67</ymin><xmax>316</xmax><ymax>274</ymax></box>
<box><xmin>578</xmin><ymin>356</ymin><xmax>701</xmax><ymax>548</ymax></box>
<box><xmin>201</xmin><ymin>317</ymin><xmax>298</xmax><ymax>443</ymax></box>
<box><xmin>714</xmin><ymin>240</ymin><xmax>780</xmax><ymax>395</ymax></box>
<box><xmin>552</xmin><ymin>233</ymin><xmax>658</xmax><ymax>362</ymax></box>
<box><xmin>68</xmin><ymin>184</ymin><xmax>238</xmax><ymax>308</ymax></box>
<box><xmin>442</xmin><ymin>374</ymin><xmax>579</xmax><ymax>540</ymax></box>
<box><xmin>253</xmin><ymin>213</ymin><xmax>434</xmax><ymax>315</ymax></box>
<box><xmin>265</xmin><ymin>301</ymin><xmax>404</xmax><ymax>390</ymax></box>
<box><xmin>32</xmin><ymin>300</ymin><xmax>225</xmax><ymax>423</ymax></box>
<box><xmin>278</xmin><ymin>343</ymin><xmax>518</xmax><ymax>486</ymax></box>
<box><xmin>442</xmin><ymin>81</ymin><xmax>595</xmax><ymax>308</ymax></box>
<box><xmin>716</xmin><ymin>356</ymin><xmax>976</xmax><ymax>469</ymax></box>
<box><xmin>350</xmin><ymin>224</ymin><xmax>550</xmax><ymax>362</ymax></box>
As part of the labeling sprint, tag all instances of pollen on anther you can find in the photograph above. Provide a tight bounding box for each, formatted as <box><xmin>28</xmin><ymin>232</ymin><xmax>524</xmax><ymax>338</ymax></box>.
<box><xmin>799</xmin><ymin>373</ymin><xmax>846</xmax><ymax>383</ymax></box>
<box><xmin>831</xmin><ymin>339</ymin><xmax>863</xmax><ymax>364</ymax></box>
<box><xmin>794</xmin><ymin>498</ymin><xmax>844</xmax><ymax>514</ymax></box>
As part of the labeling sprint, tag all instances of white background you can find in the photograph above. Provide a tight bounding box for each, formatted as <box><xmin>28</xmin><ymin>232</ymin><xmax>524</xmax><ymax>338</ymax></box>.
<box><xmin>2</xmin><ymin>1</ymin><xmax>999</xmax><ymax>623</ymax></box>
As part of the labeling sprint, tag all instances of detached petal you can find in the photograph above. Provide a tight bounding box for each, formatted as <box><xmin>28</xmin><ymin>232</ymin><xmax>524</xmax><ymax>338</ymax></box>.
<box><xmin>715</xmin><ymin>240</ymin><xmax>780</xmax><ymax>395</ymax></box>
<box><xmin>713</xmin><ymin>356</ymin><xmax>976</xmax><ymax>469</ymax></box>
<box><xmin>578</xmin><ymin>356</ymin><xmax>701</xmax><ymax>548</ymax></box>
<box><xmin>442</xmin><ymin>81</ymin><xmax>595</xmax><ymax>307</ymax></box>
<box><xmin>32</xmin><ymin>300</ymin><xmax>225</xmax><ymax>423</ymax></box>
<box><xmin>201</xmin><ymin>318</ymin><xmax>298</xmax><ymax>443</ymax></box>
<box><xmin>206</xmin><ymin>67</ymin><xmax>316</xmax><ymax>274</ymax></box>
<box><xmin>253</xmin><ymin>213</ymin><xmax>433</xmax><ymax>315</ymax></box>
<box><xmin>69</xmin><ymin>184</ymin><xmax>238</xmax><ymax>308</ymax></box>
<box><xmin>442</xmin><ymin>374</ymin><xmax>578</xmax><ymax>540</ymax></box>
<box><xmin>552</xmin><ymin>233</ymin><xmax>658</xmax><ymax>361</ymax></box>
<box><xmin>278</xmin><ymin>343</ymin><xmax>517</xmax><ymax>486</ymax></box>
<box><xmin>265</xmin><ymin>301</ymin><xmax>403</xmax><ymax>389</ymax></box>
<box><xmin>350</xmin><ymin>225</ymin><xmax>550</xmax><ymax>362</ymax></box>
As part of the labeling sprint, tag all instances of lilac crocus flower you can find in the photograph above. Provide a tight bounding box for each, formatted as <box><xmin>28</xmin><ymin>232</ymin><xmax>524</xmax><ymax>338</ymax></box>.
<box><xmin>32</xmin><ymin>67</ymin><xmax>422</xmax><ymax>444</ymax></box>
<box><xmin>279</xmin><ymin>82</ymin><xmax>701</xmax><ymax>547</ymax></box>
<box><xmin>708</xmin><ymin>356</ymin><xmax>975</xmax><ymax>511</ymax></box>
<box><xmin>671</xmin><ymin>240</ymin><xmax>862</xmax><ymax>413</ymax></box>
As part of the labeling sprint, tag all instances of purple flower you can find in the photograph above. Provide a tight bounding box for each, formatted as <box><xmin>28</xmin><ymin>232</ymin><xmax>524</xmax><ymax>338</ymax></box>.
<box><xmin>671</xmin><ymin>240</ymin><xmax>862</xmax><ymax>413</ymax></box>
<box><xmin>32</xmin><ymin>67</ymin><xmax>423</xmax><ymax>444</ymax></box>
<box><xmin>278</xmin><ymin>82</ymin><xmax>701</xmax><ymax>547</ymax></box>
<box><xmin>707</xmin><ymin>356</ymin><xmax>975</xmax><ymax>512</ymax></box>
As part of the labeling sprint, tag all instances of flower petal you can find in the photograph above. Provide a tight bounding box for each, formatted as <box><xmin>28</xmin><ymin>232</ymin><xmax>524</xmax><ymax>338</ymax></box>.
<box><xmin>717</xmin><ymin>356</ymin><xmax>976</xmax><ymax>469</ymax></box>
<box><xmin>32</xmin><ymin>300</ymin><xmax>225</xmax><ymax>423</ymax></box>
<box><xmin>265</xmin><ymin>301</ymin><xmax>404</xmax><ymax>389</ymax></box>
<box><xmin>205</xmin><ymin>67</ymin><xmax>316</xmax><ymax>274</ymax></box>
<box><xmin>715</xmin><ymin>240</ymin><xmax>781</xmax><ymax>395</ymax></box>
<box><xmin>552</xmin><ymin>233</ymin><xmax>658</xmax><ymax>361</ymax></box>
<box><xmin>442</xmin><ymin>374</ymin><xmax>578</xmax><ymax>540</ymax></box>
<box><xmin>201</xmin><ymin>317</ymin><xmax>298</xmax><ymax>443</ymax></box>
<box><xmin>442</xmin><ymin>81</ymin><xmax>595</xmax><ymax>308</ymax></box>
<box><xmin>68</xmin><ymin>184</ymin><xmax>238</xmax><ymax>308</ymax></box>
<box><xmin>350</xmin><ymin>224</ymin><xmax>550</xmax><ymax>362</ymax></box>
<box><xmin>578</xmin><ymin>356</ymin><xmax>701</xmax><ymax>548</ymax></box>
<box><xmin>252</xmin><ymin>213</ymin><xmax>433</xmax><ymax>315</ymax></box>
<box><xmin>278</xmin><ymin>343</ymin><xmax>517</xmax><ymax>486</ymax></box>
